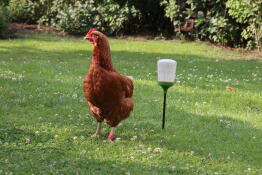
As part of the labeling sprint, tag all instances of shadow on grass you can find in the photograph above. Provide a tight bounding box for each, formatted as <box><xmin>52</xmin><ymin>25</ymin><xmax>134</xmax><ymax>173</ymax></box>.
<box><xmin>0</xmin><ymin>145</ymin><xmax>182</xmax><ymax>174</ymax></box>
<box><xmin>134</xmin><ymin>109</ymin><xmax>262</xmax><ymax>166</ymax></box>
<box><xmin>1</xmin><ymin>117</ymin><xmax>261</xmax><ymax>174</ymax></box>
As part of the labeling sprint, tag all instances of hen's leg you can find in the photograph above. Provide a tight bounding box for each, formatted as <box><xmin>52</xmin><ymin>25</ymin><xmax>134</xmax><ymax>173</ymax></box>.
<box><xmin>91</xmin><ymin>122</ymin><xmax>102</xmax><ymax>137</ymax></box>
<box><xmin>107</xmin><ymin>127</ymin><xmax>116</xmax><ymax>141</ymax></box>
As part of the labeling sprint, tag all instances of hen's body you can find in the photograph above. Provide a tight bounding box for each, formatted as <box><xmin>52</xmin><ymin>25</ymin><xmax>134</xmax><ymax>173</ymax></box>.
<box><xmin>83</xmin><ymin>64</ymin><xmax>133</xmax><ymax>127</ymax></box>
<box><xmin>83</xmin><ymin>30</ymin><xmax>133</xmax><ymax>139</ymax></box>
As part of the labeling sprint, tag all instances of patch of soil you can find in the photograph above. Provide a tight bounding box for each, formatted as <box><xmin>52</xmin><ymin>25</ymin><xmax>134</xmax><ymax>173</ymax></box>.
<box><xmin>116</xmin><ymin>35</ymin><xmax>155</xmax><ymax>41</ymax></box>
<box><xmin>7</xmin><ymin>23</ymin><xmax>67</xmax><ymax>36</ymax></box>
<box><xmin>8</xmin><ymin>23</ymin><xmax>157</xmax><ymax>41</ymax></box>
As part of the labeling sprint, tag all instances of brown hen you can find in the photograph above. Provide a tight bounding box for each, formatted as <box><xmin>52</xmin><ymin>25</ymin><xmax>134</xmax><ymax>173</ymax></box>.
<box><xmin>83</xmin><ymin>29</ymin><xmax>134</xmax><ymax>140</ymax></box>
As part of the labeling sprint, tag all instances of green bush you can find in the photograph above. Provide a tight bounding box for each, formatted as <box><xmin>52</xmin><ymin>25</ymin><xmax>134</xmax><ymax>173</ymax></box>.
<box><xmin>8</xmin><ymin>0</ymin><xmax>45</xmax><ymax>24</ymax></box>
<box><xmin>5</xmin><ymin>0</ymin><xmax>262</xmax><ymax>50</ymax></box>
<box><xmin>127</xmin><ymin>0</ymin><xmax>172</xmax><ymax>34</ymax></box>
<box><xmin>161</xmin><ymin>0</ymin><xmax>249</xmax><ymax>48</ymax></box>
<box><xmin>39</xmin><ymin>0</ymin><xmax>139</xmax><ymax>35</ymax></box>
<box><xmin>226</xmin><ymin>0</ymin><xmax>262</xmax><ymax>50</ymax></box>
<box><xmin>0</xmin><ymin>5</ymin><xmax>8</xmax><ymax>38</ymax></box>
<box><xmin>0</xmin><ymin>0</ymin><xmax>9</xmax><ymax>6</ymax></box>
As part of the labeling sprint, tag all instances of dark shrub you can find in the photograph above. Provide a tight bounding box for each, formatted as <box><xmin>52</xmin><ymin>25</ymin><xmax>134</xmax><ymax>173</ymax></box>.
<box><xmin>0</xmin><ymin>5</ymin><xmax>8</xmax><ymax>38</ymax></box>
<box><xmin>8</xmin><ymin>0</ymin><xmax>45</xmax><ymax>24</ymax></box>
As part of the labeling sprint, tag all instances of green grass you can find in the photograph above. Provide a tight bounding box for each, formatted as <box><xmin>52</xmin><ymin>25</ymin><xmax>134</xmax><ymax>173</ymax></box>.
<box><xmin>0</xmin><ymin>33</ymin><xmax>261</xmax><ymax>175</ymax></box>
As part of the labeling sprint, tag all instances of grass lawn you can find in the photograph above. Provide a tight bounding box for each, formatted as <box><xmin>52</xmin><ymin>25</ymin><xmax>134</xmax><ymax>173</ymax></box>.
<box><xmin>0</xmin><ymin>33</ymin><xmax>261</xmax><ymax>175</ymax></box>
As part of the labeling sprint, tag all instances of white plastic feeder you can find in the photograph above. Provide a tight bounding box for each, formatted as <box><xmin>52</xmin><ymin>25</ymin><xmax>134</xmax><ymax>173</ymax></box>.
<box><xmin>157</xmin><ymin>59</ymin><xmax>177</xmax><ymax>129</ymax></box>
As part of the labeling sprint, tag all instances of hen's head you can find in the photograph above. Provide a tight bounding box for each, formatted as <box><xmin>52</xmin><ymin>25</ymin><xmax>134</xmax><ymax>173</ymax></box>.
<box><xmin>84</xmin><ymin>28</ymin><xmax>108</xmax><ymax>47</ymax></box>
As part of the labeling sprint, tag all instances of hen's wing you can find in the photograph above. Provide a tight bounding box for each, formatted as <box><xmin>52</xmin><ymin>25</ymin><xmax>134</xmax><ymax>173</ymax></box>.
<box><xmin>119</xmin><ymin>75</ymin><xmax>133</xmax><ymax>98</ymax></box>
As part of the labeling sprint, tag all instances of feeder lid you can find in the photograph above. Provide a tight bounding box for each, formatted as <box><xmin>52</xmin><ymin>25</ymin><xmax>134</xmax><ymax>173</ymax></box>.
<box><xmin>158</xmin><ymin>59</ymin><xmax>177</xmax><ymax>63</ymax></box>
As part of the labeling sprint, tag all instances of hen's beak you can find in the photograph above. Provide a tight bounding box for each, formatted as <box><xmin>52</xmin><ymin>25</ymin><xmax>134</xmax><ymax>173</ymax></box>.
<box><xmin>83</xmin><ymin>35</ymin><xmax>90</xmax><ymax>40</ymax></box>
<box><xmin>84</xmin><ymin>35</ymin><xmax>94</xmax><ymax>44</ymax></box>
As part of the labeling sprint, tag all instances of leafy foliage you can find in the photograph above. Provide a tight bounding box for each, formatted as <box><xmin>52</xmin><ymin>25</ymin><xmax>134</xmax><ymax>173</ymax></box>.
<box><xmin>8</xmin><ymin>0</ymin><xmax>139</xmax><ymax>35</ymax></box>
<box><xmin>226</xmin><ymin>0</ymin><xmax>262</xmax><ymax>50</ymax></box>
<box><xmin>40</xmin><ymin>0</ymin><xmax>139</xmax><ymax>35</ymax></box>
<box><xmin>8</xmin><ymin>0</ymin><xmax>44</xmax><ymax>23</ymax></box>
<box><xmin>5</xmin><ymin>0</ymin><xmax>262</xmax><ymax>50</ymax></box>
<box><xmin>161</xmin><ymin>0</ymin><xmax>236</xmax><ymax>45</ymax></box>
<box><xmin>126</xmin><ymin>0</ymin><xmax>172</xmax><ymax>33</ymax></box>
<box><xmin>161</xmin><ymin>0</ymin><xmax>180</xmax><ymax>31</ymax></box>
<box><xmin>161</xmin><ymin>0</ymin><xmax>262</xmax><ymax>50</ymax></box>
<box><xmin>0</xmin><ymin>0</ymin><xmax>9</xmax><ymax>6</ymax></box>
<box><xmin>0</xmin><ymin>5</ymin><xmax>8</xmax><ymax>38</ymax></box>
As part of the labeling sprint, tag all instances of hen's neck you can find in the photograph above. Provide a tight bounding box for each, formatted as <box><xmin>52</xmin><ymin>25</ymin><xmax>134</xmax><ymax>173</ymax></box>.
<box><xmin>92</xmin><ymin>45</ymin><xmax>115</xmax><ymax>71</ymax></box>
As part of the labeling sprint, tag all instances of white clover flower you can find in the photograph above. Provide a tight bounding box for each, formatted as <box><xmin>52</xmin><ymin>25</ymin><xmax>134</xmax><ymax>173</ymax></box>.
<box><xmin>130</xmin><ymin>136</ymin><xmax>137</xmax><ymax>141</ymax></box>
<box><xmin>72</xmin><ymin>94</ymin><xmax>78</xmax><ymax>99</ymax></box>
<box><xmin>25</xmin><ymin>138</ymin><xmax>30</xmax><ymax>144</ymax></box>
<box><xmin>153</xmin><ymin>147</ymin><xmax>161</xmax><ymax>153</ymax></box>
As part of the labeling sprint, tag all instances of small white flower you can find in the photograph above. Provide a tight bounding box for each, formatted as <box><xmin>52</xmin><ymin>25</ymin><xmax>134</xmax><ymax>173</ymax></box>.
<box><xmin>153</xmin><ymin>147</ymin><xmax>161</xmax><ymax>153</ymax></box>
<box><xmin>72</xmin><ymin>94</ymin><xmax>78</xmax><ymax>99</ymax></box>
<box><xmin>125</xmin><ymin>171</ymin><xmax>131</xmax><ymax>175</ymax></box>
<box><xmin>171</xmin><ymin>166</ymin><xmax>176</xmax><ymax>171</ymax></box>
<box><xmin>139</xmin><ymin>144</ymin><xmax>145</xmax><ymax>149</ymax></box>
<box><xmin>130</xmin><ymin>136</ymin><xmax>137</xmax><ymax>141</ymax></box>
<box><xmin>73</xmin><ymin>136</ymin><xmax>78</xmax><ymax>140</ymax></box>
<box><xmin>25</xmin><ymin>138</ymin><xmax>30</xmax><ymax>144</ymax></box>
<box><xmin>207</xmin><ymin>153</ymin><xmax>212</xmax><ymax>158</ymax></box>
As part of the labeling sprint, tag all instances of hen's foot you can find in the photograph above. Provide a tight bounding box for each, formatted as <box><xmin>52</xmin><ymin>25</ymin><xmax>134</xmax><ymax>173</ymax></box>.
<box><xmin>107</xmin><ymin>134</ymin><xmax>115</xmax><ymax>141</ymax></box>
<box><xmin>107</xmin><ymin>127</ymin><xmax>116</xmax><ymax>141</ymax></box>
<box><xmin>91</xmin><ymin>122</ymin><xmax>102</xmax><ymax>138</ymax></box>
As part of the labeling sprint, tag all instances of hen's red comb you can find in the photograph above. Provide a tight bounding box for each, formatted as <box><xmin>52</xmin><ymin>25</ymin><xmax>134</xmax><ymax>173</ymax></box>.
<box><xmin>88</xmin><ymin>28</ymin><xmax>96</xmax><ymax>36</ymax></box>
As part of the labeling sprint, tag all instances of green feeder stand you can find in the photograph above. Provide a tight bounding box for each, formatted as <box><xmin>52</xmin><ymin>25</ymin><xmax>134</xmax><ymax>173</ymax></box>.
<box><xmin>157</xmin><ymin>59</ymin><xmax>177</xmax><ymax>129</ymax></box>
